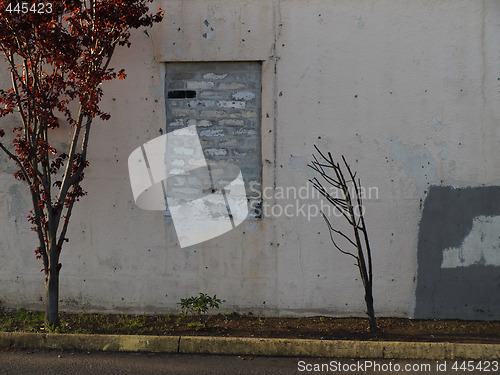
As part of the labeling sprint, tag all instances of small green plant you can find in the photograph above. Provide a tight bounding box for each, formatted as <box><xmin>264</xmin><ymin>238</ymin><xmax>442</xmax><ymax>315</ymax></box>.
<box><xmin>13</xmin><ymin>308</ymin><xmax>31</xmax><ymax>322</ymax></box>
<box><xmin>74</xmin><ymin>327</ymin><xmax>92</xmax><ymax>334</ymax></box>
<box><xmin>46</xmin><ymin>324</ymin><xmax>64</xmax><ymax>334</ymax></box>
<box><xmin>178</xmin><ymin>293</ymin><xmax>221</xmax><ymax>328</ymax></box>
<box><xmin>187</xmin><ymin>321</ymin><xmax>205</xmax><ymax>330</ymax></box>
<box><xmin>157</xmin><ymin>313</ymin><xmax>171</xmax><ymax>322</ymax></box>
<box><xmin>127</xmin><ymin>315</ymin><xmax>146</xmax><ymax>329</ymax></box>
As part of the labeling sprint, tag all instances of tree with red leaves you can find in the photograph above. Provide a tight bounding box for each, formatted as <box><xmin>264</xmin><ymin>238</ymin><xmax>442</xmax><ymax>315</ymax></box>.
<box><xmin>0</xmin><ymin>1</ymin><xmax>163</xmax><ymax>328</ymax></box>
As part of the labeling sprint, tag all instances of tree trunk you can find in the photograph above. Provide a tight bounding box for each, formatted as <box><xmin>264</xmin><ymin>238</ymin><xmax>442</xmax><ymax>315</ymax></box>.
<box><xmin>44</xmin><ymin>264</ymin><xmax>61</xmax><ymax>328</ymax></box>
<box><xmin>365</xmin><ymin>286</ymin><xmax>377</xmax><ymax>333</ymax></box>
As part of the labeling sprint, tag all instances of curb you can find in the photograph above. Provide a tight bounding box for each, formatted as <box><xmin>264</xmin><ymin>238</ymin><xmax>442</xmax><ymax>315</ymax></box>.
<box><xmin>0</xmin><ymin>332</ymin><xmax>498</xmax><ymax>360</ymax></box>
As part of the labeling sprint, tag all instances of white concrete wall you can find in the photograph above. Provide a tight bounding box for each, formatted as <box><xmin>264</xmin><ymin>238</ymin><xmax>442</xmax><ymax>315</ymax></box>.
<box><xmin>1</xmin><ymin>0</ymin><xmax>499</xmax><ymax>318</ymax></box>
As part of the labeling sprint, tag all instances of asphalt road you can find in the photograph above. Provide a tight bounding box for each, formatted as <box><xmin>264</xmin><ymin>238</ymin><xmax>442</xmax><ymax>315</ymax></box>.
<box><xmin>0</xmin><ymin>349</ymin><xmax>493</xmax><ymax>374</ymax></box>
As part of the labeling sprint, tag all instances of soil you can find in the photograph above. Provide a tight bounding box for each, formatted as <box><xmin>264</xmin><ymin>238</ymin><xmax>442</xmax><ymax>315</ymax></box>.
<box><xmin>1</xmin><ymin>310</ymin><xmax>499</xmax><ymax>344</ymax></box>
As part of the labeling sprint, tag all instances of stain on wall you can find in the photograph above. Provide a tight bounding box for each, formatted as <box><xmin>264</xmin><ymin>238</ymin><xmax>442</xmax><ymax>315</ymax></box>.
<box><xmin>390</xmin><ymin>138</ymin><xmax>438</xmax><ymax>197</ymax></box>
<box><xmin>415</xmin><ymin>186</ymin><xmax>500</xmax><ymax>319</ymax></box>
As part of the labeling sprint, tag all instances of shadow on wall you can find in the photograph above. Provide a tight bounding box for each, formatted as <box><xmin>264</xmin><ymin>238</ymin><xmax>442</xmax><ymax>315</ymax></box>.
<box><xmin>415</xmin><ymin>186</ymin><xmax>500</xmax><ymax>320</ymax></box>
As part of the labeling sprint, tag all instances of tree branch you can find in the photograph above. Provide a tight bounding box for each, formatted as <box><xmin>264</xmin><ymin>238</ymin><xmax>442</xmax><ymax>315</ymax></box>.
<box><xmin>56</xmin><ymin>110</ymin><xmax>85</xmax><ymax>205</ymax></box>
<box><xmin>0</xmin><ymin>142</ymin><xmax>31</xmax><ymax>184</ymax></box>
<box><xmin>321</xmin><ymin>212</ymin><xmax>358</xmax><ymax>259</ymax></box>
<box><xmin>57</xmin><ymin>196</ymin><xmax>75</xmax><ymax>251</ymax></box>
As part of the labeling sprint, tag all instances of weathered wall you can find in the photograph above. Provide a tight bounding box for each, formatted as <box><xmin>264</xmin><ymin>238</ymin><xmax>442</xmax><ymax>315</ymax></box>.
<box><xmin>0</xmin><ymin>0</ymin><xmax>499</xmax><ymax>319</ymax></box>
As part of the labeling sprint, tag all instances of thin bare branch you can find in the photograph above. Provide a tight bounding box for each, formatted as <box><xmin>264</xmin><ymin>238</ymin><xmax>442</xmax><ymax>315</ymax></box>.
<box><xmin>321</xmin><ymin>213</ymin><xmax>358</xmax><ymax>260</ymax></box>
<box><xmin>321</xmin><ymin>211</ymin><xmax>357</xmax><ymax>248</ymax></box>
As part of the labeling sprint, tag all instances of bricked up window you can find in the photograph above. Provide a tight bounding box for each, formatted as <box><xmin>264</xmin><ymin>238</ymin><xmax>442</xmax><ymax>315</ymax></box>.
<box><xmin>165</xmin><ymin>62</ymin><xmax>262</xmax><ymax>220</ymax></box>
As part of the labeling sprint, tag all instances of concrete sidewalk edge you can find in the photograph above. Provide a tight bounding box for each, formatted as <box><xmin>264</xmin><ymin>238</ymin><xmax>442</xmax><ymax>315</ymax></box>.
<box><xmin>0</xmin><ymin>332</ymin><xmax>498</xmax><ymax>359</ymax></box>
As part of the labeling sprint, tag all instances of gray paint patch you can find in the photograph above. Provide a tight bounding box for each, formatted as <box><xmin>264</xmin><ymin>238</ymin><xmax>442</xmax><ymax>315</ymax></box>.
<box><xmin>430</xmin><ymin>117</ymin><xmax>441</xmax><ymax>127</ymax></box>
<box><xmin>357</xmin><ymin>17</ymin><xmax>364</xmax><ymax>29</ymax></box>
<box><xmin>438</xmin><ymin>141</ymin><xmax>448</xmax><ymax>160</ymax></box>
<box><xmin>390</xmin><ymin>138</ymin><xmax>437</xmax><ymax>196</ymax></box>
<box><xmin>8</xmin><ymin>184</ymin><xmax>28</xmax><ymax>218</ymax></box>
<box><xmin>414</xmin><ymin>186</ymin><xmax>500</xmax><ymax>320</ymax></box>
<box><xmin>288</xmin><ymin>156</ymin><xmax>304</xmax><ymax>170</ymax></box>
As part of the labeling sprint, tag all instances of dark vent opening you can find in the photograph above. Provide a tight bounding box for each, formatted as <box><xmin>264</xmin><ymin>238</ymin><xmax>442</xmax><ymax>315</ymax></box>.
<box><xmin>168</xmin><ymin>90</ymin><xmax>196</xmax><ymax>99</ymax></box>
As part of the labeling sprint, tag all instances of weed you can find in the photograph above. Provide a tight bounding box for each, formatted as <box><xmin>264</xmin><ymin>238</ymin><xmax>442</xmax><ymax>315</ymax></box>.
<box><xmin>187</xmin><ymin>321</ymin><xmax>205</xmax><ymax>330</ymax></box>
<box><xmin>178</xmin><ymin>293</ymin><xmax>221</xmax><ymax>328</ymax></box>
<box><xmin>12</xmin><ymin>308</ymin><xmax>31</xmax><ymax>322</ymax></box>
<box><xmin>128</xmin><ymin>315</ymin><xmax>146</xmax><ymax>328</ymax></box>
<box><xmin>46</xmin><ymin>324</ymin><xmax>64</xmax><ymax>334</ymax></box>
<box><xmin>74</xmin><ymin>327</ymin><xmax>92</xmax><ymax>334</ymax></box>
<box><xmin>157</xmin><ymin>313</ymin><xmax>171</xmax><ymax>322</ymax></box>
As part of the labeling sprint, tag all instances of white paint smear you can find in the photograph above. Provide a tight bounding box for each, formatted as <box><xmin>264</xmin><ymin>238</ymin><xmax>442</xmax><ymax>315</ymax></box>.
<box><xmin>441</xmin><ymin>215</ymin><xmax>500</xmax><ymax>268</ymax></box>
